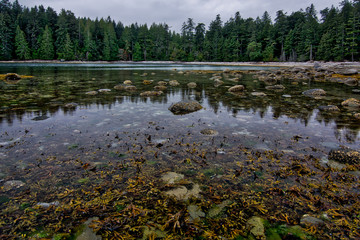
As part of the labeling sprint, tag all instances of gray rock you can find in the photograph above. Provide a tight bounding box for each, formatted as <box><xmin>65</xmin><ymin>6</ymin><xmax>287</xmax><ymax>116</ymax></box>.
<box><xmin>228</xmin><ymin>85</ymin><xmax>245</xmax><ymax>92</ymax></box>
<box><xmin>207</xmin><ymin>200</ymin><xmax>232</xmax><ymax>218</ymax></box>
<box><xmin>344</xmin><ymin>78</ymin><xmax>358</xmax><ymax>86</ymax></box>
<box><xmin>251</xmin><ymin>92</ymin><xmax>267</xmax><ymax>97</ymax></box>
<box><xmin>302</xmin><ymin>89</ymin><xmax>326</xmax><ymax>97</ymax></box>
<box><xmin>36</xmin><ymin>201</ymin><xmax>60</xmax><ymax>208</ymax></box>
<box><xmin>188</xmin><ymin>205</ymin><xmax>205</xmax><ymax>221</ymax></box>
<box><xmin>3</xmin><ymin>180</ymin><xmax>25</xmax><ymax>191</ymax></box>
<box><xmin>246</xmin><ymin>216</ymin><xmax>266</xmax><ymax>239</ymax></box>
<box><xmin>341</xmin><ymin>98</ymin><xmax>360</xmax><ymax>108</ymax></box>
<box><xmin>98</xmin><ymin>89</ymin><xmax>111</xmax><ymax>93</ymax></box>
<box><xmin>168</xmin><ymin>100</ymin><xmax>203</xmax><ymax>115</ymax></box>
<box><xmin>200</xmin><ymin>129</ymin><xmax>218</xmax><ymax>136</ymax></box>
<box><xmin>318</xmin><ymin>105</ymin><xmax>340</xmax><ymax>112</ymax></box>
<box><xmin>161</xmin><ymin>172</ymin><xmax>184</xmax><ymax>184</ymax></box>
<box><xmin>77</xmin><ymin>218</ymin><xmax>101</xmax><ymax>240</ymax></box>
<box><xmin>336</xmin><ymin>68</ymin><xmax>358</xmax><ymax>75</ymax></box>
<box><xmin>165</xmin><ymin>184</ymin><xmax>201</xmax><ymax>200</ymax></box>
<box><xmin>85</xmin><ymin>91</ymin><xmax>98</xmax><ymax>95</ymax></box>
<box><xmin>300</xmin><ymin>215</ymin><xmax>325</xmax><ymax>227</ymax></box>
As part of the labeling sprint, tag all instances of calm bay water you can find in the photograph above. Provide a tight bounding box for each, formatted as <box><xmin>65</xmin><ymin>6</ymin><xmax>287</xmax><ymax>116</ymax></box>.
<box><xmin>0</xmin><ymin>63</ymin><xmax>359</xmax><ymax>238</ymax></box>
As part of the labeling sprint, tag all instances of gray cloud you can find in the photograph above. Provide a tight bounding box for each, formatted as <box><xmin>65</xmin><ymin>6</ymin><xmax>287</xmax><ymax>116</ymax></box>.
<box><xmin>18</xmin><ymin>0</ymin><xmax>342</xmax><ymax>32</ymax></box>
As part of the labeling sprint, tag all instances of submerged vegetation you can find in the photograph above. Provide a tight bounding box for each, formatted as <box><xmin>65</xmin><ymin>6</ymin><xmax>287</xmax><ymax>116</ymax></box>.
<box><xmin>1</xmin><ymin>0</ymin><xmax>360</xmax><ymax>62</ymax></box>
<box><xmin>0</xmin><ymin>63</ymin><xmax>359</xmax><ymax>239</ymax></box>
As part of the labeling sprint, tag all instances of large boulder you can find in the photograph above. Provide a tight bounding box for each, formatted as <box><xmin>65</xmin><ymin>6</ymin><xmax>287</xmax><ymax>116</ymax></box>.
<box><xmin>328</xmin><ymin>148</ymin><xmax>360</xmax><ymax>165</ymax></box>
<box><xmin>302</xmin><ymin>89</ymin><xmax>326</xmax><ymax>97</ymax></box>
<box><xmin>168</xmin><ymin>100</ymin><xmax>202</xmax><ymax>115</ymax></box>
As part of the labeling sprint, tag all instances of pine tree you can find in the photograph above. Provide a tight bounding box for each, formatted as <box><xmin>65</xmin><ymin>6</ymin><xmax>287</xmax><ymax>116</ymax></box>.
<box><xmin>15</xmin><ymin>25</ymin><xmax>31</xmax><ymax>59</ymax></box>
<box><xmin>0</xmin><ymin>12</ymin><xmax>13</xmax><ymax>60</ymax></box>
<box><xmin>39</xmin><ymin>25</ymin><xmax>54</xmax><ymax>59</ymax></box>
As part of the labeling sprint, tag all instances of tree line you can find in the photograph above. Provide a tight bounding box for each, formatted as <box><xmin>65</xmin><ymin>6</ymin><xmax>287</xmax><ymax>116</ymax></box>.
<box><xmin>1</xmin><ymin>0</ymin><xmax>359</xmax><ymax>62</ymax></box>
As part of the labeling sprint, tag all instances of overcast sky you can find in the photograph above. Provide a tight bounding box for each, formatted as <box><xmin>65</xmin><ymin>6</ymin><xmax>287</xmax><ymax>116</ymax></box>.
<box><xmin>18</xmin><ymin>0</ymin><xmax>342</xmax><ymax>32</ymax></box>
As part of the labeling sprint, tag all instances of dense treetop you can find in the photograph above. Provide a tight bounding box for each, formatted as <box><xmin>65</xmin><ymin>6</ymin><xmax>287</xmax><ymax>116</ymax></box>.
<box><xmin>0</xmin><ymin>0</ymin><xmax>359</xmax><ymax>62</ymax></box>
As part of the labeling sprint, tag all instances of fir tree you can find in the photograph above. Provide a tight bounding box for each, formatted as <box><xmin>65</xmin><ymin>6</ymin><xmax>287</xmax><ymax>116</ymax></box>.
<box><xmin>39</xmin><ymin>25</ymin><xmax>55</xmax><ymax>60</ymax></box>
<box><xmin>15</xmin><ymin>25</ymin><xmax>31</xmax><ymax>59</ymax></box>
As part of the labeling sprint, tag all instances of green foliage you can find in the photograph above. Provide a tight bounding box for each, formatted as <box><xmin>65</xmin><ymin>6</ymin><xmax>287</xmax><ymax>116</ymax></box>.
<box><xmin>38</xmin><ymin>25</ymin><xmax>54</xmax><ymax>60</ymax></box>
<box><xmin>0</xmin><ymin>1</ymin><xmax>359</xmax><ymax>61</ymax></box>
<box><xmin>15</xmin><ymin>25</ymin><xmax>30</xmax><ymax>59</ymax></box>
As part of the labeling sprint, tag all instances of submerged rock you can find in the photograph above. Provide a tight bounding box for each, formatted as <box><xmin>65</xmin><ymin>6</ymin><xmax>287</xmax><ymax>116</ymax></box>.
<box><xmin>161</xmin><ymin>172</ymin><xmax>184</xmax><ymax>184</ymax></box>
<box><xmin>344</xmin><ymin>78</ymin><xmax>358</xmax><ymax>86</ymax></box>
<box><xmin>228</xmin><ymin>85</ymin><xmax>245</xmax><ymax>92</ymax></box>
<box><xmin>77</xmin><ymin>218</ymin><xmax>102</xmax><ymax>240</ymax></box>
<box><xmin>318</xmin><ymin>105</ymin><xmax>340</xmax><ymax>112</ymax></box>
<box><xmin>328</xmin><ymin>148</ymin><xmax>360</xmax><ymax>165</ymax></box>
<box><xmin>341</xmin><ymin>98</ymin><xmax>360</xmax><ymax>108</ymax></box>
<box><xmin>300</xmin><ymin>214</ymin><xmax>325</xmax><ymax>227</ymax></box>
<box><xmin>246</xmin><ymin>216</ymin><xmax>266</xmax><ymax>239</ymax></box>
<box><xmin>188</xmin><ymin>205</ymin><xmax>205</xmax><ymax>221</ymax></box>
<box><xmin>140</xmin><ymin>91</ymin><xmax>163</xmax><ymax>97</ymax></box>
<box><xmin>3</xmin><ymin>180</ymin><xmax>25</xmax><ymax>191</ymax></box>
<box><xmin>165</xmin><ymin>184</ymin><xmax>201</xmax><ymax>200</ymax></box>
<box><xmin>168</xmin><ymin>100</ymin><xmax>203</xmax><ymax>115</ymax></box>
<box><xmin>200</xmin><ymin>129</ymin><xmax>218</xmax><ymax>136</ymax></box>
<box><xmin>32</xmin><ymin>115</ymin><xmax>49</xmax><ymax>121</ymax></box>
<box><xmin>207</xmin><ymin>200</ymin><xmax>232</xmax><ymax>218</ymax></box>
<box><xmin>302</xmin><ymin>89</ymin><xmax>326</xmax><ymax>97</ymax></box>
<box><xmin>64</xmin><ymin>103</ymin><xmax>78</xmax><ymax>108</ymax></box>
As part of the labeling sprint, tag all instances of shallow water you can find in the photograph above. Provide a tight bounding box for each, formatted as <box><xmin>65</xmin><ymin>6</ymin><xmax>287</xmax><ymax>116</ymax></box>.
<box><xmin>0</xmin><ymin>63</ymin><xmax>359</xmax><ymax>238</ymax></box>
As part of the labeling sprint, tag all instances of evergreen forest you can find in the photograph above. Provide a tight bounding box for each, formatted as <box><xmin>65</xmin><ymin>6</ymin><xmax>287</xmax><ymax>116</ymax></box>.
<box><xmin>1</xmin><ymin>0</ymin><xmax>360</xmax><ymax>62</ymax></box>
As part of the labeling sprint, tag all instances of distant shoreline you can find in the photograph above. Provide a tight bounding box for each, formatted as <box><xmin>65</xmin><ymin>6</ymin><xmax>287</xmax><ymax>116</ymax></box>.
<box><xmin>1</xmin><ymin>60</ymin><xmax>360</xmax><ymax>68</ymax></box>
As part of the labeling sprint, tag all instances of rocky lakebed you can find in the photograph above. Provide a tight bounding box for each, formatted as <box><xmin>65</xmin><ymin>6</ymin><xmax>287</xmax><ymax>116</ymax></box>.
<box><xmin>0</xmin><ymin>62</ymin><xmax>359</xmax><ymax>239</ymax></box>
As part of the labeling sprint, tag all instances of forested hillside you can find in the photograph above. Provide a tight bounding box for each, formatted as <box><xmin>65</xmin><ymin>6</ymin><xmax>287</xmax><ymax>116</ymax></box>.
<box><xmin>1</xmin><ymin>0</ymin><xmax>359</xmax><ymax>62</ymax></box>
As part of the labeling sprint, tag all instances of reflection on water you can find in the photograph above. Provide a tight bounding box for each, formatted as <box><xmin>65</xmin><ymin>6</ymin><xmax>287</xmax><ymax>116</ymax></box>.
<box><xmin>0</xmin><ymin>63</ymin><xmax>359</xmax><ymax>238</ymax></box>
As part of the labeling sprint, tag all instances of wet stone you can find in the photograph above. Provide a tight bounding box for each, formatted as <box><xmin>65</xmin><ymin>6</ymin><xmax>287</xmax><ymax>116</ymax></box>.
<box><xmin>165</xmin><ymin>183</ymin><xmax>201</xmax><ymax>200</ymax></box>
<box><xmin>251</xmin><ymin>92</ymin><xmax>267</xmax><ymax>97</ymax></box>
<box><xmin>300</xmin><ymin>215</ymin><xmax>325</xmax><ymax>227</ymax></box>
<box><xmin>123</xmin><ymin>80</ymin><xmax>132</xmax><ymax>85</ymax></box>
<box><xmin>302</xmin><ymin>89</ymin><xmax>326</xmax><ymax>97</ymax></box>
<box><xmin>341</xmin><ymin>98</ymin><xmax>360</xmax><ymax>108</ymax></box>
<box><xmin>246</xmin><ymin>216</ymin><xmax>265</xmax><ymax>239</ymax></box>
<box><xmin>200</xmin><ymin>129</ymin><xmax>218</xmax><ymax>136</ymax></box>
<box><xmin>85</xmin><ymin>91</ymin><xmax>98</xmax><ymax>95</ymax></box>
<box><xmin>3</xmin><ymin>180</ymin><xmax>25</xmax><ymax>191</ymax></box>
<box><xmin>161</xmin><ymin>172</ymin><xmax>184</xmax><ymax>184</ymax></box>
<box><xmin>188</xmin><ymin>205</ymin><xmax>205</xmax><ymax>221</ymax></box>
<box><xmin>98</xmin><ymin>89</ymin><xmax>111</xmax><ymax>93</ymax></box>
<box><xmin>228</xmin><ymin>85</ymin><xmax>245</xmax><ymax>92</ymax></box>
<box><xmin>168</xmin><ymin>100</ymin><xmax>202</xmax><ymax>115</ymax></box>
<box><xmin>328</xmin><ymin>148</ymin><xmax>360</xmax><ymax>165</ymax></box>
<box><xmin>318</xmin><ymin>105</ymin><xmax>340</xmax><ymax>112</ymax></box>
